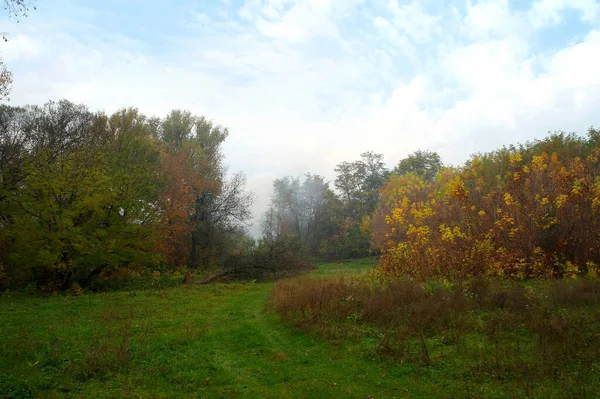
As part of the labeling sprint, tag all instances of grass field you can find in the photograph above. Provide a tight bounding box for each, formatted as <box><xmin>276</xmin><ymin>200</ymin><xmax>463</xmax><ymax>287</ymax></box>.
<box><xmin>1</xmin><ymin>258</ymin><xmax>598</xmax><ymax>398</ymax></box>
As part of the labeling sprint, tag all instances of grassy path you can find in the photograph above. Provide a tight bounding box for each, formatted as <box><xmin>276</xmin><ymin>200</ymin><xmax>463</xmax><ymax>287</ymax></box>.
<box><xmin>0</xmin><ymin>259</ymin><xmax>452</xmax><ymax>399</ymax></box>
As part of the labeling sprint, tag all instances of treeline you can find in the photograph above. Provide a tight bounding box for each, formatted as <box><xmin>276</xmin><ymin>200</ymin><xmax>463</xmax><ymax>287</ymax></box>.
<box><xmin>2</xmin><ymin>98</ymin><xmax>597</xmax><ymax>291</ymax></box>
<box><xmin>0</xmin><ymin>100</ymin><xmax>253</xmax><ymax>291</ymax></box>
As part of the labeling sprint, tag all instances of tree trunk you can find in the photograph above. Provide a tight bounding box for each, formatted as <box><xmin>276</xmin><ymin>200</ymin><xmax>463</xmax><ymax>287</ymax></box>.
<box><xmin>196</xmin><ymin>270</ymin><xmax>231</xmax><ymax>285</ymax></box>
<box><xmin>191</xmin><ymin>230</ymin><xmax>198</xmax><ymax>269</ymax></box>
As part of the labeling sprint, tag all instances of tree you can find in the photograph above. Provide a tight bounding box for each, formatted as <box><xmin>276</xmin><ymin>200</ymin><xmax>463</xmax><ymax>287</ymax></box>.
<box><xmin>334</xmin><ymin>151</ymin><xmax>388</xmax><ymax>220</ymax></box>
<box><xmin>0</xmin><ymin>100</ymin><xmax>255</xmax><ymax>290</ymax></box>
<box><xmin>154</xmin><ymin>110</ymin><xmax>253</xmax><ymax>270</ymax></box>
<box><xmin>376</xmin><ymin>129</ymin><xmax>600</xmax><ymax>280</ymax></box>
<box><xmin>0</xmin><ymin>61</ymin><xmax>12</xmax><ymax>101</ymax></box>
<box><xmin>393</xmin><ymin>150</ymin><xmax>442</xmax><ymax>181</ymax></box>
<box><xmin>3</xmin><ymin>0</ymin><xmax>35</xmax><ymax>20</ymax></box>
<box><xmin>0</xmin><ymin>101</ymin><xmax>164</xmax><ymax>290</ymax></box>
<box><xmin>262</xmin><ymin>174</ymin><xmax>333</xmax><ymax>254</ymax></box>
<box><xmin>191</xmin><ymin>171</ymin><xmax>254</xmax><ymax>268</ymax></box>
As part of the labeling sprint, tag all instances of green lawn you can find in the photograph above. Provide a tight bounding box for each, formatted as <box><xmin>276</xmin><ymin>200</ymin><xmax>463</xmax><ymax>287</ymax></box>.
<box><xmin>1</xmin><ymin>258</ymin><xmax>429</xmax><ymax>399</ymax></box>
<box><xmin>2</xmin><ymin>258</ymin><xmax>595</xmax><ymax>398</ymax></box>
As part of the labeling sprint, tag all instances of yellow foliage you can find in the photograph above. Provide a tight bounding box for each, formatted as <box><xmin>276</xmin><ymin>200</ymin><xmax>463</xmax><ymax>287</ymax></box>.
<box><xmin>439</xmin><ymin>224</ymin><xmax>467</xmax><ymax>243</ymax></box>
<box><xmin>555</xmin><ymin>194</ymin><xmax>568</xmax><ymax>209</ymax></box>
<box><xmin>509</xmin><ymin>152</ymin><xmax>523</xmax><ymax>164</ymax></box>
<box><xmin>587</xmin><ymin>262</ymin><xmax>598</xmax><ymax>279</ymax></box>
<box><xmin>564</xmin><ymin>261</ymin><xmax>579</xmax><ymax>279</ymax></box>
<box><xmin>531</xmin><ymin>154</ymin><xmax>548</xmax><ymax>171</ymax></box>
<box><xmin>572</xmin><ymin>178</ymin><xmax>585</xmax><ymax>196</ymax></box>
<box><xmin>391</xmin><ymin>208</ymin><xmax>404</xmax><ymax>223</ymax></box>
<box><xmin>374</xmin><ymin>138</ymin><xmax>600</xmax><ymax>281</ymax></box>
<box><xmin>446</xmin><ymin>176</ymin><xmax>467</xmax><ymax>200</ymax></box>
<box><xmin>406</xmin><ymin>225</ymin><xmax>430</xmax><ymax>244</ymax></box>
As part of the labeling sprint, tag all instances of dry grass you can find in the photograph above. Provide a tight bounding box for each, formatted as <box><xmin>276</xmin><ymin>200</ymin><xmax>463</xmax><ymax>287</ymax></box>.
<box><xmin>272</xmin><ymin>276</ymin><xmax>600</xmax><ymax>397</ymax></box>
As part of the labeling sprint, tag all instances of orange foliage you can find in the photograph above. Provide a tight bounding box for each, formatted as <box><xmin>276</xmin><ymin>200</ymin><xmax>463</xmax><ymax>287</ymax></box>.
<box><xmin>155</xmin><ymin>144</ymin><xmax>218</xmax><ymax>267</ymax></box>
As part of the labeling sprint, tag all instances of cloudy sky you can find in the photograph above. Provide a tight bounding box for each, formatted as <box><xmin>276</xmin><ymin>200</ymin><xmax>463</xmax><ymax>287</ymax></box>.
<box><xmin>2</xmin><ymin>0</ymin><xmax>600</xmax><ymax>233</ymax></box>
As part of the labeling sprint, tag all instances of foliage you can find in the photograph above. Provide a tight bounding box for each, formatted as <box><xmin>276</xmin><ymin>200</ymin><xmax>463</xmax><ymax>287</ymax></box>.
<box><xmin>374</xmin><ymin>130</ymin><xmax>600</xmax><ymax>280</ymax></box>
<box><xmin>1</xmin><ymin>102</ymin><xmax>162</xmax><ymax>290</ymax></box>
<box><xmin>264</xmin><ymin>152</ymin><xmax>388</xmax><ymax>261</ymax></box>
<box><xmin>334</xmin><ymin>151</ymin><xmax>388</xmax><ymax>220</ymax></box>
<box><xmin>0</xmin><ymin>60</ymin><xmax>12</xmax><ymax>101</ymax></box>
<box><xmin>0</xmin><ymin>100</ymin><xmax>253</xmax><ymax>290</ymax></box>
<box><xmin>2</xmin><ymin>0</ymin><xmax>35</xmax><ymax>20</ymax></box>
<box><xmin>262</xmin><ymin>174</ymin><xmax>335</xmax><ymax>255</ymax></box>
<box><xmin>1</xmin><ymin>0</ymin><xmax>37</xmax><ymax>98</ymax></box>
<box><xmin>393</xmin><ymin>149</ymin><xmax>442</xmax><ymax>181</ymax></box>
<box><xmin>317</xmin><ymin>219</ymin><xmax>372</xmax><ymax>260</ymax></box>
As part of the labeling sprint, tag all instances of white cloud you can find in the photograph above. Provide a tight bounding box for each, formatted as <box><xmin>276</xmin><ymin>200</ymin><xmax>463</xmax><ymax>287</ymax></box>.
<box><xmin>1</xmin><ymin>35</ymin><xmax>41</xmax><ymax>62</ymax></box>
<box><xmin>240</xmin><ymin>0</ymin><xmax>340</xmax><ymax>43</ymax></box>
<box><xmin>529</xmin><ymin>0</ymin><xmax>600</xmax><ymax>28</ymax></box>
<box><xmin>464</xmin><ymin>0</ymin><xmax>529</xmax><ymax>40</ymax></box>
<box><xmin>385</xmin><ymin>1</ymin><xmax>440</xmax><ymax>43</ymax></box>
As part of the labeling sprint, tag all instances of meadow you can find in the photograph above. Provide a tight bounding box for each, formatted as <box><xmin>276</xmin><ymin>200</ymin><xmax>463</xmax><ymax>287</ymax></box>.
<box><xmin>1</xmin><ymin>258</ymin><xmax>599</xmax><ymax>398</ymax></box>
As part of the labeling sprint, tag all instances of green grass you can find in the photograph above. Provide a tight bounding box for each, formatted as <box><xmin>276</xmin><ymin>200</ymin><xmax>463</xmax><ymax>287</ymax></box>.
<box><xmin>0</xmin><ymin>257</ymin><xmax>434</xmax><ymax>399</ymax></box>
<box><xmin>2</xmin><ymin>257</ymin><xmax>597</xmax><ymax>398</ymax></box>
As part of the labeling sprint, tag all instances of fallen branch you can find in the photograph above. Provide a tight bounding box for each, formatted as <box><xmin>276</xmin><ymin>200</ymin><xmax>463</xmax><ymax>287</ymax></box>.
<box><xmin>196</xmin><ymin>270</ymin><xmax>231</xmax><ymax>285</ymax></box>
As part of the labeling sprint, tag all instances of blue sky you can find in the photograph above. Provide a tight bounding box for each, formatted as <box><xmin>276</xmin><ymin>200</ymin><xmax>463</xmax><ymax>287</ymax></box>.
<box><xmin>2</xmin><ymin>0</ymin><xmax>600</xmax><ymax>231</ymax></box>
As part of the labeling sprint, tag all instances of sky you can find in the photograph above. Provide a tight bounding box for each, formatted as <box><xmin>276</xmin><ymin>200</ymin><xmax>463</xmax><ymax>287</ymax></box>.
<box><xmin>2</xmin><ymin>0</ymin><xmax>600</xmax><ymax>235</ymax></box>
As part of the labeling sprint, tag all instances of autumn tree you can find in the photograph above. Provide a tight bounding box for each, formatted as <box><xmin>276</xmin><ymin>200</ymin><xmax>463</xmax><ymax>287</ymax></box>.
<box><xmin>153</xmin><ymin>110</ymin><xmax>253</xmax><ymax>270</ymax></box>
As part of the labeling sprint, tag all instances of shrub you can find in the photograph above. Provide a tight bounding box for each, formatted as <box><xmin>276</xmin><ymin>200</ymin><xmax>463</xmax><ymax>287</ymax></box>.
<box><xmin>373</xmin><ymin>130</ymin><xmax>600</xmax><ymax>280</ymax></box>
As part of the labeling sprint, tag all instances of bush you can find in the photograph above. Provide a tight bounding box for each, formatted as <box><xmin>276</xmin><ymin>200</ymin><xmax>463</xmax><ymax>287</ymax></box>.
<box><xmin>374</xmin><ymin>130</ymin><xmax>600</xmax><ymax>280</ymax></box>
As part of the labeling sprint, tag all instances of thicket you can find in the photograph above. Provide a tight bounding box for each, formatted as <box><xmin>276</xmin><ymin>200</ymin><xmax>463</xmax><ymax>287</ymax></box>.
<box><xmin>373</xmin><ymin>130</ymin><xmax>600</xmax><ymax>280</ymax></box>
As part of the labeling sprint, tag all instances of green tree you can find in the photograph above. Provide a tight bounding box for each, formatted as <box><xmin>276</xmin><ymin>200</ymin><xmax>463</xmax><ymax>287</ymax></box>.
<box><xmin>334</xmin><ymin>151</ymin><xmax>388</xmax><ymax>220</ymax></box>
<box><xmin>1</xmin><ymin>101</ymin><xmax>162</xmax><ymax>290</ymax></box>
<box><xmin>393</xmin><ymin>150</ymin><xmax>442</xmax><ymax>181</ymax></box>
